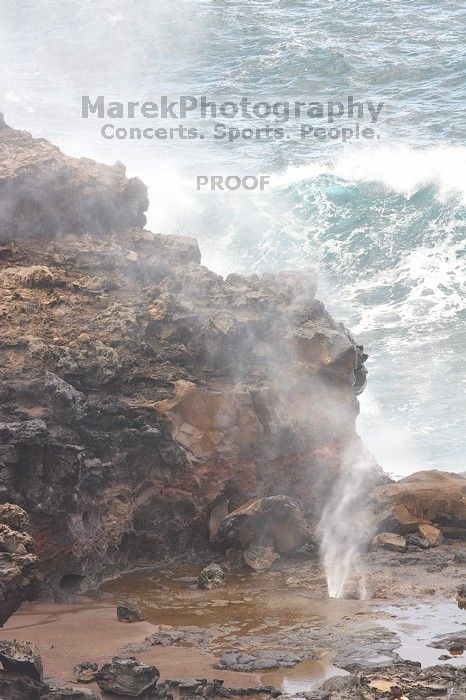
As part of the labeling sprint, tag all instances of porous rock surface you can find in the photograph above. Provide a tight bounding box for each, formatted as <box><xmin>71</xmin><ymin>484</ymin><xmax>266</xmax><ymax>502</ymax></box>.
<box><xmin>116</xmin><ymin>601</ymin><xmax>147</xmax><ymax>623</ymax></box>
<box><xmin>371</xmin><ymin>470</ymin><xmax>466</xmax><ymax>540</ymax></box>
<box><xmin>303</xmin><ymin>663</ymin><xmax>466</xmax><ymax>700</ymax></box>
<box><xmin>95</xmin><ymin>656</ymin><xmax>159</xmax><ymax>696</ymax></box>
<box><xmin>0</xmin><ymin>639</ymin><xmax>43</xmax><ymax>680</ymax></box>
<box><xmin>214</xmin><ymin>494</ymin><xmax>312</xmax><ymax>558</ymax></box>
<box><xmin>0</xmin><ymin>113</ymin><xmax>148</xmax><ymax>239</ymax></box>
<box><xmin>0</xmin><ymin>504</ymin><xmax>41</xmax><ymax>625</ymax></box>
<box><xmin>0</xmin><ymin>116</ymin><xmax>380</xmax><ymax>600</ymax></box>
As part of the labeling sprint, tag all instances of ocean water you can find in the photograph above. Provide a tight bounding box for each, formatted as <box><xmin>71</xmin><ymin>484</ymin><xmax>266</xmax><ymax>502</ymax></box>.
<box><xmin>0</xmin><ymin>0</ymin><xmax>464</xmax><ymax>476</ymax></box>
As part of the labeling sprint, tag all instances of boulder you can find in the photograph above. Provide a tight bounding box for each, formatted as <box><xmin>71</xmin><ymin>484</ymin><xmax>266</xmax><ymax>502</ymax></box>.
<box><xmin>373</xmin><ymin>532</ymin><xmax>407</xmax><ymax>553</ymax></box>
<box><xmin>374</xmin><ymin>503</ymin><xmax>426</xmax><ymax>534</ymax></box>
<box><xmin>448</xmin><ymin>641</ymin><xmax>464</xmax><ymax>655</ymax></box>
<box><xmin>73</xmin><ymin>660</ymin><xmax>98</xmax><ymax>683</ymax></box>
<box><xmin>116</xmin><ymin>602</ymin><xmax>147</xmax><ymax>623</ymax></box>
<box><xmin>417</xmin><ymin>523</ymin><xmax>444</xmax><ymax>547</ymax></box>
<box><xmin>0</xmin><ymin>640</ymin><xmax>43</xmax><ymax>680</ymax></box>
<box><xmin>197</xmin><ymin>564</ymin><xmax>226</xmax><ymax>590</ymax></box>
<box><xmin>214</xmin><ymin>495</ymin><xmax>312</xmax><ymax>556</ymax></box>
<box><xmin>95</xmin><ymin>656</ymin><xmax>159</xmax><ymax>696</ymax></box>
<box><xmin>243</xmin><ymin>544</ymin><xmax>280</xmax><ymax>571</ymax></box>
<box><xmin>371</xmin><ymin>471</ymin><xmax>466</xmax><ymax>538</ymax></box>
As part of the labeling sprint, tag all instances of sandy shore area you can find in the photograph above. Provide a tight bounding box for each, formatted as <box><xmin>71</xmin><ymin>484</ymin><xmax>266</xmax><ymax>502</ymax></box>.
<box><xmin>2</xmin><ymin>598</ymin><xmax>263</xmax><ymax>693</ymax></box>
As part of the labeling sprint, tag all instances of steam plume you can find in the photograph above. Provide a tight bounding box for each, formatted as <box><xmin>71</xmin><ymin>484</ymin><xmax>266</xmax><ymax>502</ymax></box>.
<box><xmin>318</xmin><ymin>441</ymin><xmax>373</xmax><ymax>599</ymax></box>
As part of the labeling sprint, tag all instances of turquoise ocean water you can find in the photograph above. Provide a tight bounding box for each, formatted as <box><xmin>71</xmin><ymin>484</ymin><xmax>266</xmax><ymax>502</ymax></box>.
<box><xmin>0</xmin><ymin>0</ymin><xmax>464</xmax><ymax>476</ymax></box>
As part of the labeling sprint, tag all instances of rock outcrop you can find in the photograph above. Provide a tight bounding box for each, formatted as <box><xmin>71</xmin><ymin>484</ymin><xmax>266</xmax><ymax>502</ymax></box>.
<box><xmin>215</xmin><ymin>648</ymin><xmax>304</xmax><ymax>671</ymax></box>
<box><xmin>0</xmin><ymin>114</ymin><xmax>148</xmax><ymax>240</ymax></box>
<box><xmin>116</xmin><ymin>601</ymin><xmax>147</xmax><ymax>623</ymax></box>
<box><xmin>0</xmin><ymin>639</ymin><xmax>43</xmax><ymax>680</ymax></box>
<box><xmin>371</xmin><ymin>471</ymin><xmax>466</xmax><ymax>540</ymax></box>
<box><xmin>372</xmin><ymin>532</ymin><xmax>407</xmax><ymax>553</ymax></box>
<box><xmin>214</xmin><ymin>495</ymin><xmax>313</xmax><ymax>568</ymax></box>
<box><xmin>0</xmin><ymin>504</ymin><xmax>41</xmax><ymax>625</ymax></box>
<box><xmin>95</xmin><ymin>656</ymin><xmax>159</xmax><ymax>696</ymax></box>
<box><xmin>304</xmin><ymin>663</ymin><xmax>466</xmax><ymax>700</ymax></box>
<box><xmin>0</xmin><ymin>117</ymin><xmax>382</xmax><ymax>597</ymax></box>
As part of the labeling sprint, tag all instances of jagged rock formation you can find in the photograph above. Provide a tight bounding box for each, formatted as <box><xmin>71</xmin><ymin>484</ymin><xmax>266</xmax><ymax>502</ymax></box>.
<box><xmin>0</xmin><ymin>639</ymin><xmax>43</xmax><ymax>681</ymax></box>
<box><xmin>95</xmin><ymin>656</ymin><xmax>159</xmax><ymax>696</ymax></box>
<box><xmin>0</xmin><ymin>117</ymin><xmax>381</xmax><ymax>598</ymax></box>
<box><xmin>304</xmin><ymin>664</ymin><xmax>466</xmax><ymax>700</ymax></box>
<box><xmin>214</xmin><ymin>495</ymin><xmax>313</xmax><ymax>568</ymax></box>
<box><xmin>0</xmin><ymin>113</ymin><xmax>148</xmax><ymax>240</ymax></box>
<box><xmin>371</xmin><ymin>470</ymin><xmax>466</xmax><ymax>540</ymax></box>
<box><xmin>0</xmin><ymin>504</ymin><xmax>41</xmax><ymax>625</ymax></box>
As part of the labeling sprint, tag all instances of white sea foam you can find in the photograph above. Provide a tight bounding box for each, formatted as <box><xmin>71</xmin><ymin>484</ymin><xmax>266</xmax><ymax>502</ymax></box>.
<box><xmin>273</xmin><ymin>143</ymin><xmax>466</xmax><ymax>203</ymax></box>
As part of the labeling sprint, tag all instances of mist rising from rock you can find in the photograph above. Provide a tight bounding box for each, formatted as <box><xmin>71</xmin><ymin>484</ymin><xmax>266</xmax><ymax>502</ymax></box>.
<box><xmin>318</xmin><ymin>441</ymin><xmax>374</xmax><ymax>599</ymax></box>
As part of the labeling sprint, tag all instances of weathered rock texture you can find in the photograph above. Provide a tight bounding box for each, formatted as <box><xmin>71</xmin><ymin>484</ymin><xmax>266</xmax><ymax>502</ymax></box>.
<box><xmin>304</xmin><ymin>664</ymin><xmax>466</xmax><ymax>700</ymax></box>
<box><xmin>214</xmin><ymin>495</ymin><xmax>313</xmax><ymax>568</ymax></box>
<box><xmin>95</xmin><ymin>656</ymin><xmax>159</xmax><ymax>696</ymax></box>
<box><xmin>0</xmin><ymin>117</ymin><xmax>383</xmax><ymax>598</ymax></box>
<box><xmin>371</xmin><ymin>470</ymin><xmax>466</xmax><ymax>540</ymax></box>
<box><xmin>0</xmin><ymin>114</ymin><xmax>148</xmax><ymax>240</ymax></box>
<box><xmin>0</xmin><ymin>504</ymin><xmax>41</xmax><ymax>625</ymax></box>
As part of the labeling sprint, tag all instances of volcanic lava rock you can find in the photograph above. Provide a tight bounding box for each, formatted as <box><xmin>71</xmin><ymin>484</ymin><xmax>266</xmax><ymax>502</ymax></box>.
<box><xmin>243</xmin><ymin>544</ymin><xmax>280</xmax><ymax>571</ymax></box>
<box><xmin>371</xmin><ymin>471</ymin><xmax>466</xmax><ymax>539</ymax></box>
<box><xmin>0</xmin><ymin>503</ymin><xmax>30</xmax><ymax>531</ymax></box>
<box><xmin>116</xmin><ymin>601</ymin><xmax>147</xmax><ymax>623</ymax></box>
<box><xmin>430</xmin><ymin>632</ymin><xmax>466</xmax><ymax>655</ymax></box>
<box><xmin>0</xmin><ymin>639</ymin><xmax>43</xmax><ymax>680</ymax></box>
<box><xmin>215</xmin><ymin>495</ymin><xmax>312</xmax><ymax>558</ymax></box>
<box><xmin>95</xmin><ymin>656</ymin><xmax>159</xmax><ymax>696</ymax></box>
<box><xmin>197</xmin><ymin>563</ymin><xmax>226</xmax><ymax>589</ymax></box>
<box><xmin>42</xmin><ymin>677</ymin><xmax>98</xmax><ymax>698</ymax></box>
<box><xmin>0</xmin><ymin>119</ymin><xmax>380</xmax><ymax>595</ymax></box>
<box><xmin>405</xmin><ymin>533</ymin><xmax>430</xmax><ymax>549</ymax></box>
<box><xmin>0</xmin><ymin>671</ymin><xmax>46</xmax><ymax>700</ymax></box>
<box><xmin>73</xmin><ymin>661</ymin><xmax>98</xmax><ymax>683</ymax></box>
<box><xmin>373</xmin><ymin>532</ymin><xmax>407</xmax><ymax>553</ymax></box>
<box><xmin>374</xmin><ymin>503</ymin><xmax>426</xmax><ymax>535</ymax></box>
<box><xmin>215</xmin><ymin>648</ymin><xmax>304</xmax><ymax>671</ymax></box>
<box><xmin>417</xmin><ymin>522</ymin><xmax>444</xmax><ymax>547</ymax></box>
<box><xmin>157</xmin><ymin>678</ymin><xmax>280</xmax><ymax>700</ymax></box>
<box><xmin>302</xmin><ymin>674</ymin><xmax>364</xmax><ymax>700</ymax></box>
<box><xmin>0</xmin><ymin>504</ymin><xmax>41</xmax><ymax>625</ymax></box>
<box><xmin>0</xmin><ymin>114</ymin><xmax>148</xmax><ymax>240</ymax></box>
<box><xmin>1</xmin><ymin>265</ymin><xmax>56</xmax><ymax>289</ymax></box>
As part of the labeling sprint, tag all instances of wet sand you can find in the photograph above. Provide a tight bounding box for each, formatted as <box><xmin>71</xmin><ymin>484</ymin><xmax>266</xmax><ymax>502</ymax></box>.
<box><xmin>2</xmin><ymin>547</ymin><xmax>464</xmax><ymax>696</ymax></box>
<box><xmin>2</xmin><ymin>599</ymin><xmax>263</xmax><ymax>690</ymax></box>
